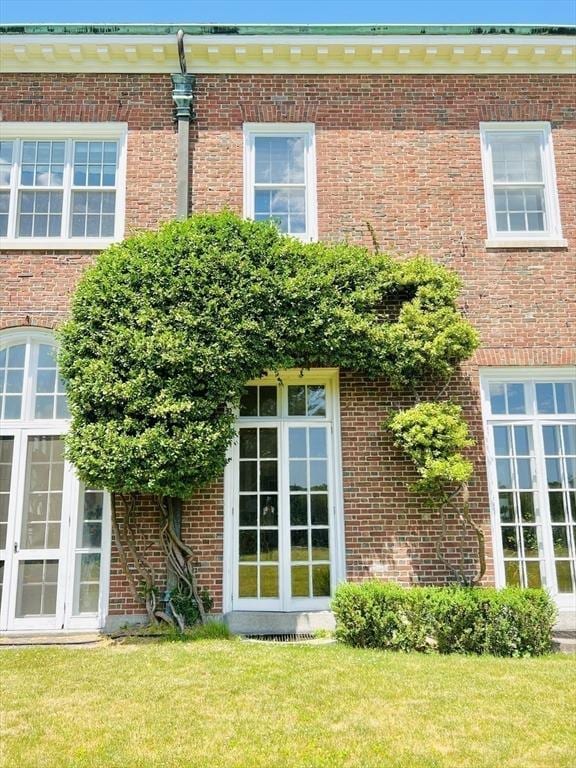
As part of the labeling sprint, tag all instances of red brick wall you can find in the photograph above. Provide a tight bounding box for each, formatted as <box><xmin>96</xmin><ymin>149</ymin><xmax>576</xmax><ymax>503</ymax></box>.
<box><xmin>1</xmin><ymin>72</ymin><xmax>574</xmax><ymax>617</ymax></box>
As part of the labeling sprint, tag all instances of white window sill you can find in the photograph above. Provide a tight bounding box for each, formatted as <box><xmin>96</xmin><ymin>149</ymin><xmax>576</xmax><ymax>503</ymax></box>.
<box><xmin>0</xmin><ymin>238</ymin><xmax>118</xmax><ymax>251</ymax></box>
<box><xmin>485</xmin><ymin>238</ymin><xmax>568</xmax><ymax>249</ymax></box>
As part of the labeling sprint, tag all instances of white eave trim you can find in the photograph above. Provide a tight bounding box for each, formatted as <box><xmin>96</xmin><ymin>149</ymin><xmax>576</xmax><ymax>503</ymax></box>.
<box><xmin>0</xmin><ymin>34</ymin><xmax>574</xmax><ymax>74</ymax></box>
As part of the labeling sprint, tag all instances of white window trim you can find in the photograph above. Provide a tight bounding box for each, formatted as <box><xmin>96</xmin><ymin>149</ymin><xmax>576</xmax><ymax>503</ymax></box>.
<box><xmin>479</xmin><ymin>122</ymin><xmax>567</xmax><ymax>249</ymax></box>
<box><xmin>222</xmin><ymin>368</ymin><xmax>345</xmax><ymax>615</ymax></box>
<box><xmin>479</xmin><ymin>366</ymin><xmax>576</xmax><ymax>609</ymax></box>
<box><xmin>0</xmin><ymin>122</ymin><xmax>127</xmax><ymax>250</ymax></box>
<box><xmin>243</xmin><ymin>122</ymin><xmax>318</xmax><ymax>243</ymax></box>
<box><xmin>0</xmin><ymin>328</ymin><xmax>111</xmax><ymax>631</ymax></box>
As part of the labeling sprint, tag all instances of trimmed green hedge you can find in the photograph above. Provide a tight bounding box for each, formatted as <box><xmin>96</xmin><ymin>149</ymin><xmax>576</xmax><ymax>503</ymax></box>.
<box><xmin>332</xmin><ymin>582</ymin><xmax>556</xmax><ymax>657</ymax></box>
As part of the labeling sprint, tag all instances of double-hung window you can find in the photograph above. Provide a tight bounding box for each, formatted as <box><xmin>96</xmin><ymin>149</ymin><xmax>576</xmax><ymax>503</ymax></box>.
<box><xmin>0</xmin><ymin>123</ymin><xmax>127</xmax><ymax>249</ymax></box>
<box><xmin>243</xmin><ymin>123</ymin><xmax>317</xmax><ymax>242</ymax></box>
<box><xmin>480</xmin><ymin>122</ymin><xmax>565</xmax><ymax>248</ymax></box>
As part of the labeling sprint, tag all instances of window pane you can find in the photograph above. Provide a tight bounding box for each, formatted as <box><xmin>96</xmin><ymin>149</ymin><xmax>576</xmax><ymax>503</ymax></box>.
<box><xmin>239</xmin><ymin>496</ymin><xmax>257</xmax><ymax>527</ymax></box>
<box><xmin>17</xmin><ymin>191</ymin><xmax>62</xmax><ymax>238</ymax></box>
<box><xmin>536</xmin><ymin>383</ymin><xmax>555</xmax><ymax>414</ymax></box>
<box><xmin>21</xmin><ymin>437</ymin><xmax>64</xmax><ymax>549</ymax></box>
<box><xmin>0</xmin><ymin>141</ymin><xmax>13</xmax><ymax>187</ymax></box>
<box><xmin>291</xmin><ymin>565</ymin><xmax>309</xmax><ymax>597</ymax></box>
<box><xmin>499</xmin><ymin>492</ymin><xmax>515</xmax><ymax>523</ymax></box>
<box><xmin>311</xmin><ymin>494</ymin><xmax>328</xmax><ymax>525</ymax></box>
<box><xmin>0</xmin><ymin>191</ymin><xmax>9</xmax><ymax>237</ymax></box>
<box><xmin>238</xmin><ymin>566</ymin><xmax>257</xmax><ymax>597</ymax></box>
<box><xmin>507</xmin><ymin>383</ymin><xmax>526</xmax><ymax>414</ymax></box>
<box><xmin>288</xmin><ymin>386</ymin><xmax>306</xmax><ymax>416</ymax></box>
<box><xmin>312</xmin><ymin>564</ymin><xmax>330</xmax><ymax>596</ymax></box>
<box><xmin>259</xmin><ymin>386</ymin><xmax>277</xmax><ymax>417</ymax></box>
<box><xmin>489</xmin><ymin>382</ymin><xmax>506</xmax><ymax>414</ymax></box>
<box><xmin>255</xmin><ymin>136</ymin><xmax>305</xmax><ymax>184</ymax></box>
<box><xmin>239</xmin><ymin>428</ymin><xmax>257</xmax><ymax>459</ymax></box>
<box><xmin>504</xmin><ymin>560</ymin><xmax>521</xmax><ymax>586</ymax></box>
<box><xmin>239</xmin><ymin>387</ymin><xmax>257</xmax><ymax>417</ymax></box>
<box><xmin>290</xmin><ymin>495</ymin><xmax>307</xmax><ymax>526</ymax></box>
<box><xmin>260</xmin><ymin>565</ymin><xmax>278</xmax><ymax>598</ymax></box>
<box><xmin>16</xmin><ymin>559</ymin><xmax>59</xmax><ymax>617</ymax></box>
<box><xmin>525</xmin><ymin>561</ymin><xmax>542</xmax><ymax>588</ymax></box>
<box><xmin>493</xmin><ymin>426</ymin><xmax>510</xmax><ymax>456</ymax></box>
<box><xmin>308</xmin><ymin>385</ymin><xmax>326</xmax><ymax>416</ymax></box>
<box><xmin>254</xmin><ymin>188</ymin><xmax>306</xmax><ymax>235</ymax></box>
<box><xmin>260</xmin><ymin>495</ymin><xmax>277</xmax><ymax>526</ymax></box>
<box><xmin>556</xmin><ymin>383</ymin><xmax>575</xmax><ymax>414</ymax></box>
<box><xmin>490</xmin><ymin>133</ymin><xmax>543</xmax><ymax>183</ymax></box>
<box><xmin>556</xmin><ymin>561</ymin><xmax>574</xmax><ymax>593</ymax></box>
<box><xmin>289</xmin><ymin>428</ymin><xmax>307</xmax><ymax>459</ymax></box>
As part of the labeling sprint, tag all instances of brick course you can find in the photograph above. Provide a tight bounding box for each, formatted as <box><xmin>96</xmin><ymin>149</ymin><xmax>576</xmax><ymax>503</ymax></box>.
<box><xmin>1</xmin><ymin>72</ymin><xmax>574</xmax><ymax>617</ymax></box>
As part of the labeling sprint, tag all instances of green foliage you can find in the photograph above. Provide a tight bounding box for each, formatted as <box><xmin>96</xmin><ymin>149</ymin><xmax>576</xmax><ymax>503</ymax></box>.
<box><xmin>59</xmin><ymin>211</ymin><xmax>478</xmax><ymax>497</ymax></box>
<box><xmin>162</xmin><ymin>620</ymin><xmax>233</xmax><ymax>643</ymax></box>
<box><xmin>332</xmin><ymin>582</ymin><xmax>557</xmax><ymax>657</ymax></box>
<box><xmin>169</xmin><ymin>586</ymin><xmax>213</xmax><ymax>627</ymax></box>
<box><xmin>386</xmin><ymin>402</ymin><xmax>474</xmax><ymax>497</ymax></box>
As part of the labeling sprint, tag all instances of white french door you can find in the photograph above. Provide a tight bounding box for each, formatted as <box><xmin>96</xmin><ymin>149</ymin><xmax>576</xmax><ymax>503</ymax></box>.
<box><xmin>0</xmin><ymin>331</ymin><xmax>110</xmax><ymax>632</ymax></box>
<box><xmin>226</xmin><ymin>370</ymin><xmax>344</xmax><ymax>613</ymax></box>
<box><xmin>2</xmin><ymin>430</ymin><xmax>72</xmax><ymax>630</ymax></box>
<box><xmin>481</xmin><ymin>369</ymin><xmax>576</xmax><ymax>610</ymax></box>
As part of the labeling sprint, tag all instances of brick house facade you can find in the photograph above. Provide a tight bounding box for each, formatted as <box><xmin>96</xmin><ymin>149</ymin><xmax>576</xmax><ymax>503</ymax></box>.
<box><xmin>0</xmin><ymin>25</ymin><xmax>574</xmax><ymax>633</ymax></box>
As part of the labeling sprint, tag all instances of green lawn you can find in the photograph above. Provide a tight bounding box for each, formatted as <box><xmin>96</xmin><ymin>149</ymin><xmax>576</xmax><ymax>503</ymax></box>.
<box><xmin>1</xmin><ymin>639</ymin><xmax>575</xmax><ymax>768</ymax></box>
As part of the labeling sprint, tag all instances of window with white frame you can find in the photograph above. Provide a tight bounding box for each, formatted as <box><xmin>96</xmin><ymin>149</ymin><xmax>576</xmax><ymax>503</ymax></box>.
<box><xmin>243</xmin><ymin>123</ymin><xmax>317</xmax><ymax>242</ymax></box>
<box><xmin>0</xmin><ymin>123</ymin><xmax>127</xmax><ymax>247</ymax></box>
<box><xmin>480</xmin><ymin>123</ymin><xmax>564</xmax><ymax>246</ymax></box>
<box><xmin>0</xmin><ymin>330</ymin><xmax>109</xmax><ymax>631</ymax></box>
<box><xmin>481</xmin><ymin>370</ymin><xmax>576</xmax><ymax>604</ymax></box>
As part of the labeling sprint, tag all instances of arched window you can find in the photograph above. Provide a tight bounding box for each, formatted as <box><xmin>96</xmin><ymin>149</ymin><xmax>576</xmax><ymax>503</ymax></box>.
<box><xmin>0</xmin><ymin>329</ymin><xmax>109</xmax><ymax>632</ymax></box>
<box><xmin>0</xmin><ymin>333</ymin><xmax>69</xmax><ymax>422</ymax></box>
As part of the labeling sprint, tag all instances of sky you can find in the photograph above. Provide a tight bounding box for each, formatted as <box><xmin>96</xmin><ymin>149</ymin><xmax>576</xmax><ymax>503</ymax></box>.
<box><xmin>1</xmin><ymin>0</ymin><xmax>575</xmax><ymax>26</ymax></box>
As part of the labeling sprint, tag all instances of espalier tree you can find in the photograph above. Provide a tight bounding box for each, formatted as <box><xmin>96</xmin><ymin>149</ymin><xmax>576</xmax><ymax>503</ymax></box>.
<box><xmin>59</xmin><ymin>212</ymin><xmax>480</xmax><ymax>627</ymax></box>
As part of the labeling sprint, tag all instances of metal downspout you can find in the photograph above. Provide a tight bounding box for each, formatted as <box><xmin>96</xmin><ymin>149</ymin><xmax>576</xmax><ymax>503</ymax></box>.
<box><xmin>171</xmin><ymin>30</ymin><xmax>195</xmax><ymax>220</ymax></box>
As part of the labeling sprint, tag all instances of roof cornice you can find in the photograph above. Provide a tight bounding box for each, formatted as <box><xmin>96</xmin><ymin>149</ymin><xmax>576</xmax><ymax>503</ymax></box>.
<box><xmin>1</xmin><ymin>30</ymin><xmax>574</xmax><ymax>75</ymax></box>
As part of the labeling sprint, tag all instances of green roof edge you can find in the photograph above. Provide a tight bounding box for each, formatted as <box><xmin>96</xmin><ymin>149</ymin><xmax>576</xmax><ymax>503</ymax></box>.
<box><xmin>1</xmin><ymin>23</ymin><xmax>575</xmax><ymax>36</ymax></box>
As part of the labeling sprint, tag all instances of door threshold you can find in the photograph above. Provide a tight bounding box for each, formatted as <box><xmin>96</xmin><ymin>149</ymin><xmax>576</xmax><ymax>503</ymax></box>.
<box><xmin>0</xmin><ymin>630</ymin><xmax>103</xmax><ymax>647</ymax></box>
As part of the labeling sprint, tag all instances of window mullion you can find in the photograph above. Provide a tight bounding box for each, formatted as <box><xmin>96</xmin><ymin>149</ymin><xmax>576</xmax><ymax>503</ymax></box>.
<box><xmin>533</xmin><ymin>420</ymin><xmax>556</xmax><ymax>592</ymax></box>
<box><xmin>61</xmin><ymin>139</ymin><xmax>74</xmax><ymax>239</ymax></box>
<box><xmin>8</xmin><ymin>139</ymin><xmax>21</xmax><ymax>239</ymax></box>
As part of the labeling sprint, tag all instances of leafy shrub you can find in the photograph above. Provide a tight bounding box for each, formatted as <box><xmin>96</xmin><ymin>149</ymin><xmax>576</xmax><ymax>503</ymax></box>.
<box><xmin>169</xmin><ymin>586</ymin><xmax>213</xmax><ymax>627</ymax></box>
<box><xmin>59</xmin><ymin>212</ymin><xmax>478</xmax><ymax>497</ymax></box>
<box><xmin>332</xmin><ymin>582</ymin><xmax>556</xmax><ymax>657</ymax></box>
<box><xmin>386</xmin><ymin>402</ymin><xmax>474</xmax><ymax>496</ymax></box>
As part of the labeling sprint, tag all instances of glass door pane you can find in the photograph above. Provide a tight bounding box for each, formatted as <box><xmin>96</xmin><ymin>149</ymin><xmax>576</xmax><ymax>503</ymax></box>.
<box><xmin>492</xmin><ymin>424</ymin><xmax>544</xmax><ymax>588</ymax></box>
<box><xmin>73</xmin><ymin>488</ymin><xmax>104</xmax><ymax>614</ymax></box>
<box><xmin>15</xmin><ymin>436</ymin><xmax>65</xmax><ymax>620</ymax></box>
<box><xmin>21</xmin><ymin>436</ymin><xmax>64</xmax><ymax>551</ymax></box>
<box><xmin>16</xmin><ymin>559</ymin><xmax>58</xmax><ymax>617</ymax></box>
<box><xmin>543</xmin><ymin>424</ymin><xmax>576</xmax><ymax>593</ymax></box>
<box><xmin>0</xmin><ymin>435</ymin><xmax>15</xmax><ymax>618</ymax></box>
<box><xmin>237</xmin><ymin>427</ymin><xmax>280</xmax><ymax>600</ymax></box>
<box><xmin>289</xmin><ymin>426</ymin><xmax>331</xmax><ymax>599</ymax></box>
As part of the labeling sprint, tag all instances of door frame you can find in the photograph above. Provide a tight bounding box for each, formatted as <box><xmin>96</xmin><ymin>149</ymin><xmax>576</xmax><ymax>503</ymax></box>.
<box><xmin>0</xmin><ymin>328</ymin><xmax>111</xmax><ymax>633</ymax></box>
<box><xmin>222</xmin><ymin>368</ymin><xmax>346</xmax><ymax>615</ymax></box>
<box><xmin>480</xmin><ymin>366</ymin><xmax>576</xmax><ymax>610</ymax></box>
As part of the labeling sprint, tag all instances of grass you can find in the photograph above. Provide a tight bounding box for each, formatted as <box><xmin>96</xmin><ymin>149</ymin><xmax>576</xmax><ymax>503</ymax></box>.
<box><xmin>1</xmin><ymin>640</ymin><xmax>575</xmax><ymax>768</ymax></box>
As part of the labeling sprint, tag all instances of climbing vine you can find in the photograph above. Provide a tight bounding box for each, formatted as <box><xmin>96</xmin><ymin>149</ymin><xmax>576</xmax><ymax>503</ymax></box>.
<box><xmin>59</xmin><ymin>211</ymin><xmax>479</xmax><ymax>625</ymax></box>
<box><xmin>387</xmin><ymin>402</ymin><xmax>486</xmax><ymax>586</ymax></box>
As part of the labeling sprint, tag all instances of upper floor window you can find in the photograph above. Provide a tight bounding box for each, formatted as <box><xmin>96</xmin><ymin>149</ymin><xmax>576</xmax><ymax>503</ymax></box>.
<box><xmin>480</xmin><ymin>123</ymin><xmax>565</xmax><ymax>248</ymax></box>
<box><xmin>0</xmin><ymin>123</ymin><xmax>127</xmax><ymax>249</ymax></box>
<box><xmin>243</xmin><ymin>123</ymin><xmax>317</xmax><ymax>242</ymax></box>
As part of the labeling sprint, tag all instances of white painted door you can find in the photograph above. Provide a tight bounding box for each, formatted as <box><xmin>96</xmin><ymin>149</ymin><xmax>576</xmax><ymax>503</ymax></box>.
<box><xmin>227</xmin><ymin>370</ymin><xmax>345</xmax><ymax>613</ymax></box>
<box><xmin>0</xmin><ymin>331</ymin><xmax>110</xmax><ymax>632</ymax></box>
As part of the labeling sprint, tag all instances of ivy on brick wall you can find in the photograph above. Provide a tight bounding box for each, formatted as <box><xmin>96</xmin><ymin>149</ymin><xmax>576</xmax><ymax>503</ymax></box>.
<box><xmin>59</xmin><ymin>211</ymin><xmax>479</xmax><ymax>623</ymax></box>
